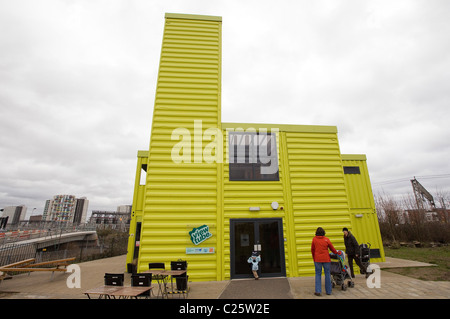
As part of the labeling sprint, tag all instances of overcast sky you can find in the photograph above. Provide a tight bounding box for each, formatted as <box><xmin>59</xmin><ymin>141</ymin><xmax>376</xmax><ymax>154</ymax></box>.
<box><xmin>1</xmin><ymin>0</ymin><xmax>449</xmax><ymax>218</ymax></box>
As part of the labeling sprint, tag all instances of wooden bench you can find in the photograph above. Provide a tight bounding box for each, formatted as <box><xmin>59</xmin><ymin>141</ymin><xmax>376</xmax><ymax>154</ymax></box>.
<box><xmin>0</xmin><ymin>258</ymin><xmax>36</xmax><ymax>281</ymax></box>
<box><xmin>0</xmin><ymin>257</ymin><xmax>76</xmax><ymax>281</ymax></box>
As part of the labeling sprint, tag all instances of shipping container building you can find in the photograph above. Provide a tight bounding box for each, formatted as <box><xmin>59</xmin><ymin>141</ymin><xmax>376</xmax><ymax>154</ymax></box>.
<box><xmin>126</xmin><ymin>13</ymin><xmax>384</xmax><ymax>281</ymax></box>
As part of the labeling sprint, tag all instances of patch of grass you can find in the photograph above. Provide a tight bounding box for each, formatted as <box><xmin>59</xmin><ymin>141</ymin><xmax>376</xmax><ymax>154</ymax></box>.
<box><xmin>383</xmin><ymin>246</ymin><xmax>450</xmax><ymax>281</ymax></box>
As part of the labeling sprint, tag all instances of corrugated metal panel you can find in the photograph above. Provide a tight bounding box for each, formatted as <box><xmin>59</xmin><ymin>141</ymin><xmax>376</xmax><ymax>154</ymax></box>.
<box><xmin>342</xmin><ymin>155</ymin><xmax>374</xmax><ymax>209</ymax></box>
<box><xmin>222</xmin><ymin>131</ymin><xmax>287</xmax><ymax>279</ymax></box>
<box><xmin>342</xmin><ymin>155</ymin><xmax>385</xmax><ymax>262</ymax></box>
<box><xmin>126</xmin><ymin>151</ymin><xmax>148</xmax><ymax>268</ymax></box>
<box><xmin>138</xmin><ymin>14</ymin><xmax>222</xmax><ymax>281</ymax></box>
<box><xmin>220</xmin><ymin>124</ymin><xmax>354</xmax><ymax>279</ymax></box>
<box><xmin>285</xmin><ymin>132</ymin><xmax>351</xmax><ymax>276</ymax></box>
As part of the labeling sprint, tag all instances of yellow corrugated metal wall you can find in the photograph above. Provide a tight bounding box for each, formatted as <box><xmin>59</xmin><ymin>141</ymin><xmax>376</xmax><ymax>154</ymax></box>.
<box><xmin>221</xmin><ymin>125</ymin><xmax>286</xmax><ymax>279</ymax></box>
<box><xmin>221</xmin><ymin>123</ymin><xmax>352</xmax><ymax>278</ymax></box>
<box><xmin>126</xmin><ymin>151</ymin><xmax>148</xmax><ymax>268</ymax></box>
<box><xmin>342</xmin><ymin>155</ymin><xmax>385</xmax><ymax>262</ymax></box>
<box><xmin>284</xmin><ymin>130</ymin><xmax>351</xmax><ymax>276</ymax></box>
<box><xmin>137</xmin><ymin>13</ymin><xmax>222</xmax><ymax>281</ymax></box>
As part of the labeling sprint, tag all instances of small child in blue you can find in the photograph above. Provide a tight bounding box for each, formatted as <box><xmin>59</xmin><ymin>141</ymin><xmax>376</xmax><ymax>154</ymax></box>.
<box><xmin>247</xmin><ymin>251</ymin><xmax>261</xmax><ymax>280</ymax></box>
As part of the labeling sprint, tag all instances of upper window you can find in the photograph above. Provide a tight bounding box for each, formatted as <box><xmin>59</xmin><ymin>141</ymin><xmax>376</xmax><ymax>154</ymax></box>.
<box><xmin>228</xmin><ymin>132</ymin><xmax>279</xmax><ymax>181</ymax></box>
<box><xmin>343</xmin><ymin>166</ymin><xmax>361</xmax><ymax>174</ymax></box>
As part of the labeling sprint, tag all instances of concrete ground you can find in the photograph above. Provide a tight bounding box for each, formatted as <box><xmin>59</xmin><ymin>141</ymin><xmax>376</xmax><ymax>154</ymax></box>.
<box><xmin>0</xmin><ymin>254</ymin><xmax>448</xmax><ymax>299</ymax></box>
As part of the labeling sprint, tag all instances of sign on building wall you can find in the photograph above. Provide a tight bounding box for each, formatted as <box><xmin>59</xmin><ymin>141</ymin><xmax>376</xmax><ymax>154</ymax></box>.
<box><xmin>189</xmin><ymin>224</ymin><xmax>212</xmax><ymax>245</ymax></box>
<box><xmin>186</xmin><ymin>247</ymin><xmax>215</xmax><ymax>254</ymax></box>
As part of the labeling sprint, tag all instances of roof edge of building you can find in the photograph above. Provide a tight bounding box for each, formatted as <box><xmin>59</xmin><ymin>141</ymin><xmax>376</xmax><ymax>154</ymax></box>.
<box><xmin>137</xmin><ymin>150</ymin><xmax>149</xmax><ymax>157</ymax></box>
<box><xmin>221</xmin><ymin>122</ymin><xmax>338</xmax><ymax>134</ymax></box>
<box><xmin>165</xmin><ymin>12</ymin><xmax>222</xmax><ymax>22</ymax></box>
<box><xmin>341</xmin><ymin>154</ymin><xmax>367</xmax><ymax>161</ymax></box>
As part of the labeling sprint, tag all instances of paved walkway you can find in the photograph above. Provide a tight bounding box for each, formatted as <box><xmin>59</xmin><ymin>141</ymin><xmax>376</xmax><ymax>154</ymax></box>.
<box><xmin>0</xmin><ymin>254</ymin><xmax>448</xmax><ymax>299</ymax></box>
<box><xmin>219</xmin><ymin>278</ymin><xmax>292</xmax><ymax>299</ymax></box>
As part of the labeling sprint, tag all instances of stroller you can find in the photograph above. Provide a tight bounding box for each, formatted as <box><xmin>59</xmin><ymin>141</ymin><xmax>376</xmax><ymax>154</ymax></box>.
<box><xmin>329</xmin><ymin>250</ymin><xmax>354</xmax><ymax>291</ymax></box>
<box><xmin>359</xmin><ymin>243</ymin><xmax>373</xmax><ymax>278</ymax></box>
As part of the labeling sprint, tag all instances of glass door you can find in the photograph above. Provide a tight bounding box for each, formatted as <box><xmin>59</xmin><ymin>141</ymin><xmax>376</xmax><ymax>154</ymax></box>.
<box><xmin>232</xmin><ymin>221</ymin><xmax>255</xmax><ymax>276</ymax></box>
<box><xmin>230</xmin><ymin>218</ymin><xmax>285</xmax><ymax>279</ymax></box>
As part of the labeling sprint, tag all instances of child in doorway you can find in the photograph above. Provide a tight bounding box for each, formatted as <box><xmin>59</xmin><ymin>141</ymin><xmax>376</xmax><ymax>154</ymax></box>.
<box><xmin>247</xmin><ymin>251</ymin><xmax>261</xmax><ymax>280</ymax></box>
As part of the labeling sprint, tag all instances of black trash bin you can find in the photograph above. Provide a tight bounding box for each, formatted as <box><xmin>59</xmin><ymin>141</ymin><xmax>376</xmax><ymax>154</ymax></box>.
<box><xmin>176</xmin><ymin>276</ymin><xmax>189</xmax><ymax>291</ymax></box>
<box><xmin>171</xmin><ymin>260</ymin><xmax>188</xmax><ymax>291</ymax></box>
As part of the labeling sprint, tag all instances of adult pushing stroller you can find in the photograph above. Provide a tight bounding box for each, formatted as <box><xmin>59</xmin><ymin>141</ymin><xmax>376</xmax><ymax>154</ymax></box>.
<box><xmin>329</xmin><ymin>250</ymin><xmax>354</xmax><ymax>291</ymax></box>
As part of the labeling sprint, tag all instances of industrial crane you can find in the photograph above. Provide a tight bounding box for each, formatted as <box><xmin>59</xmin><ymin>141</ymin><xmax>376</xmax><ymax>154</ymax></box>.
<box><xmin>410</xmin><ymin>177</ymin><xmax>436</xmax><ymax>211</ymax></box>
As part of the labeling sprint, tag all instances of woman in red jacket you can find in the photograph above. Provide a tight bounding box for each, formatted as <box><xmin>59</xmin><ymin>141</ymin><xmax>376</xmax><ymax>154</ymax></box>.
<box><xmin>311</xmin><ymin>227</ymin><xmax>338</xmax><ymax>296</ymax></box>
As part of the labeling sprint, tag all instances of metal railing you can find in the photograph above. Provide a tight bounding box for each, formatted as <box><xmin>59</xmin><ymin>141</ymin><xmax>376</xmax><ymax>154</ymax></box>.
<box><xmin>0</xmin><ymin>223</ymin><xmax>96</xmax><ymax>246</ymax></box>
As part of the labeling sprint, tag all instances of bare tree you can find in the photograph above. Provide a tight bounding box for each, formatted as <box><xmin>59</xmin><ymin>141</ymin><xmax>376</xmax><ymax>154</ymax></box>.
<box><xmin>435</xmin><ymin>188</ymin><xmax>449</xmax><ymax>223</ymax></box>
<box><xmin>402</xmin><ymin>193</ymin><xmax>426</xmax><ymax>225</ymax></box>
<box><xmin>375</xmin><ymin>191</ymin><xmax>402</xmax><ymax>242</ymax></box>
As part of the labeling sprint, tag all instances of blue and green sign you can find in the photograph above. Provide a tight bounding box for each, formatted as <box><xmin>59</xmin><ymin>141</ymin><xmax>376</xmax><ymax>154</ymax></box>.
<box><xmin>189</xmin><ymin>224</ymin><xmax>212</xmax><ymax>245</ymax></box>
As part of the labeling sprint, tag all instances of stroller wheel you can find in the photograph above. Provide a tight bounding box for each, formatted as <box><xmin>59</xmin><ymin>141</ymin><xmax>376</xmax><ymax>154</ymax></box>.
<box><xmin>341</xmin><ymin>284</ymin><xmax>347</xmax><ymax>291</ymax></box>
<box><xmin>348</xmin><ymin>280</ymin><xmax>354</xmax><ymax>288</ymax></box>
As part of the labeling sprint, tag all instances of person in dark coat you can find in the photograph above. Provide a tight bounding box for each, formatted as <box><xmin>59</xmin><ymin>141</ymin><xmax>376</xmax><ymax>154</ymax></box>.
<box><xmin>342</xmin><ymin>227</ymin><xmax>366</xmax><ymax>277</ymax></box>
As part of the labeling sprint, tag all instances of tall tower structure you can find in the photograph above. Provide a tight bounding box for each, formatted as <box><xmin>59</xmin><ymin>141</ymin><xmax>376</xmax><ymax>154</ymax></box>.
<box><xmin>137</xmin><ymin>13</ymin><xmax>222</xmax><ymax>279</ymax></box>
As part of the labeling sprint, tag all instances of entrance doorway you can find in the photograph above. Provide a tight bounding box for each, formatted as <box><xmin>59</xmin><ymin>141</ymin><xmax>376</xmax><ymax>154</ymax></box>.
<box><xmin>230</xmin><ymin>218</ymin><xmax>286</xmax><ymax>279</ymax></box>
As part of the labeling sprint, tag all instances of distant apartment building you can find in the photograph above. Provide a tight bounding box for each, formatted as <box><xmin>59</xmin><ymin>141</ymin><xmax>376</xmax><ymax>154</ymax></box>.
<box><xmin>74</xmin><ymin>197</ymin><xmax>89</xmax><ymax>224</ymax></box>
<box><xmin>1</xmin><ymin>205</ymin><xmax>27</xmax><ymax>225</ymax></box>
<box><xmin>42</xmin><ymin>199</ymin><xmax>53</xmax><ymax>221</ymax></box>
<box><xmin>43</xmin><ymin>195</ymin><xmax>89</xmax><ymax>224</ymax></box>
<box><xmin>49</xmin><ymin>195</ymin><xmax>76</xmax><ymax>222</ymax></box>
